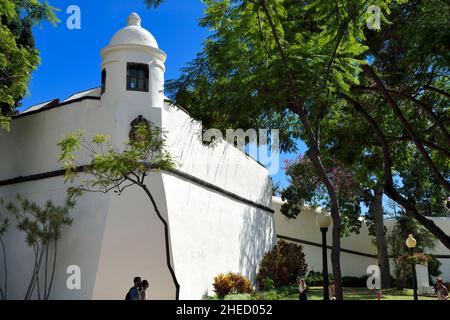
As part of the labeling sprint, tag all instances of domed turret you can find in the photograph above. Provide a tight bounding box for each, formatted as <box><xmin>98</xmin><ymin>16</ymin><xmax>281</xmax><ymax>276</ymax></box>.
<box><xmin>109</xmin><ymin>13</ymin><xmax>159</xmax><ymax>48</ymax></box>
<box><xmin>100</xmin><ymin>13</ymin><xmax>166</xmax><ymax>111</ymax></box>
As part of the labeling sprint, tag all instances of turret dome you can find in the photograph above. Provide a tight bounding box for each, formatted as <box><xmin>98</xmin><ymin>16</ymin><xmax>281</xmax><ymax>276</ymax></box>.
<box><xmin>109</xmin><ymin>13</ymin><xmax>158</xmax><ymax>48</ymax></box>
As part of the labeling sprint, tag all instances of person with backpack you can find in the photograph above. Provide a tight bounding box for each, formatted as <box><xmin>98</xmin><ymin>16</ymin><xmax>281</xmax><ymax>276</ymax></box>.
<box><xmin>125</xmin><ymin>276</ymin><xmax>142</xmax><ymax>300</ymax></box>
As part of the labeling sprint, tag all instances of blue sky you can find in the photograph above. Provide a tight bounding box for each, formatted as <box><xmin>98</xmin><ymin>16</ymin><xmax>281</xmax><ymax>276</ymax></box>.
<box><xmin>21</xmin><ymin>0</ymin><xmax>303</xmax><ymax>190</ymax></box>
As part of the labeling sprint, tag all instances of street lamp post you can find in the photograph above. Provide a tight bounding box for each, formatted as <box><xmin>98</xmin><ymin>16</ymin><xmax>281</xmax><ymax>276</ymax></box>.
<box><xmin>406</xmin><ymin>234</ymin><xmax>418</xmax><ymax>301</ymax></box>
<box><xmin>316</xmin><ymin>209</ymin><xmax>332</xmax><ymax>301</ymax></box>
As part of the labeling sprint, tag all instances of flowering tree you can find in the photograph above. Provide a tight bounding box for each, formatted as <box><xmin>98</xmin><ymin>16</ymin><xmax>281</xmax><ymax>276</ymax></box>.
<box><xmin>281</xmin><ymin>155</ymin><xmax>362</xmax><ymax>236</ymax></box>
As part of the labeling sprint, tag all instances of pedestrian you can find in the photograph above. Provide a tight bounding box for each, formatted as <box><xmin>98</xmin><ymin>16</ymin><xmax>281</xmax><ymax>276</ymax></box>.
<box><xmin>436</xmin><ymin>278</ymin><xmax>448</xmax><ymax>301</ymax></box>
<box><xmin>125</xmin><ymin>276</ymin><xmax>142</xmax><ymax>300</ymax></box>
<box><xmin>329</xmin><ymin>281</ymin><xmax>336</xmax><ymax>300</ymax></box>
<box><xmin>298</xmin><ymin>278</ymin><xmax>308</xmax><ymax>301</ymax></box>
<box><xmin>140</xmin><ymin>280</ymin><xmax>149</xmax><ymax>300</ymax></box>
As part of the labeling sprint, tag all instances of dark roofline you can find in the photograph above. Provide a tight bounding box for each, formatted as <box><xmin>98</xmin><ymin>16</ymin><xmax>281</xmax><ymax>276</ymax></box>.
<box><xmin>13</xmin><ymin>96</ymin><xmax>101</xmax><ymax>120</ymax></box>
<box><xmin>62</xmin><ymin>86</ymin><xmax>101</xmax><ymax>101</ymax></box>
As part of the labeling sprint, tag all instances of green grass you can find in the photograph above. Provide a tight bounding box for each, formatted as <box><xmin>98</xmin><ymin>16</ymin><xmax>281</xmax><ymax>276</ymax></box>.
<box><xmin>281</xmin><ymin>287</ymin><xmax>437</xmax><ymax>300</ymax></box>
<box><xmin>204</xmin><ymin>285</ymin><xmax>440</xmax><ymax>301</ymax></box>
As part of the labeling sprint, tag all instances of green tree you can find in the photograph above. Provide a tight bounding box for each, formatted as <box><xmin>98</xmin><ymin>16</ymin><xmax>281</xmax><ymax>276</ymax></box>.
<box><xmin>0</xmin><ymin>0</ymin><xmax>58</xmax><ymax>131</ymax></box>
<box><xmin>145</xmin><ymin>0</ymin><xmax>402</xmax><ymax>300</ymax></box>
<box><xmin>342</xmin><ymin>0</ymin><xmax>450</xmax><ymax>249</ymax></box>
<box><xmin>281</xmin><ymin>156</ymin><xmax>362</xmax><ymax>236</ymax></box>
<box><xmin>0</xmin><ymin>196</ymin><xmax>74</xmax><ymax>300</ymax></box>
<box><xmin>58</xmin><ymin>122</ymin><xmax>181</xmax><ymax>300</ymax></box>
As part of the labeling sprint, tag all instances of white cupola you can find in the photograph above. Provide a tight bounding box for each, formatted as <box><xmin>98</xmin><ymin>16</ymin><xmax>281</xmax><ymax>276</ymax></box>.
<box><xmin>109</xmin><ymin>13</ymin><xmax>159</xmax><ymax>48</ymax></box>
<box><xmin>100</xmin><ymin>13</ymin><xmax>166</xmax><ymax>110</ymax></box>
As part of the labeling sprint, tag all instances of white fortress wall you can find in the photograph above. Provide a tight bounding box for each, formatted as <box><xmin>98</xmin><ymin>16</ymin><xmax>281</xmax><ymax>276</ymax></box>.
<box><xmin>273</xmin><ymin>197</ymin><xmax>378</xmax><ymax>277</ymax></box>
<box><xmin>91</xmin><ymin>172</ymin><xmax>176</xmax><ymax>300</ymax></box>
<box><xmin>274</xmin><ymin>197</ymin><xmax>450</xmax><ymax>281</ymax></box>
<box><xmin>0</xmin><ymin>175</ymin><xmax>110</xmax><ymax>300</ymax></box>
<box><xmin>0</xmin><ymin>98</ymin><xmax>111</xmax><ymax>300</ymax></box>
<box><xmin>161</xmin><ymin>102</ymin><xmax>276</xmax><ymax>299</ymax></box>
<box><xmin>0</xmin><ymin>95</ymin><xmax>172</xmax><ymax>299</ymax></box>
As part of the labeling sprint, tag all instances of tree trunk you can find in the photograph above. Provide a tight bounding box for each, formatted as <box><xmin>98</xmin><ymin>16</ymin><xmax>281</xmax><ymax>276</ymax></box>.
<box><xmin>258</xmin><ymin>0</ymin><xmax>344</xmax><ymax>299</ymax></box>
<box><xmin>45</xmin><ymin>241</ymin><xmax>58</xmax><ymax>300</ymax></box>
<box><xmin>372</xmin><ymin>184</ymin><xmax>390</xmax><ymax>289</ymax></box>
<box><xmin>296</xmin><ymin>111</ymin><xmax>344</xmax><ymax>300</ymax></box>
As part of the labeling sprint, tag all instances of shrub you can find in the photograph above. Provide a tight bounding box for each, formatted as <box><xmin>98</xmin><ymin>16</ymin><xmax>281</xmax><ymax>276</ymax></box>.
<box><xmin>261</xmin><ymin>278</ymin><xmax>275</xmax><ymax>290</ymax></box>
<box><xmin>395</xmin><ymin>253</ymin><xmax>442</xmax><ymax>289</ymax></box>
<box><xmin>256</xmin><ymin>240</ymin><xmax>308</xmax><ymax>290</ymax></box>
<box><xmin>213</xmin><ymin>273</ymin><xmax>253</xmax><ymax>298</ymax></box>
<box><xmin>305</xmin><ymin>270</ymin><xmax>333</xmax><ymax>287</ymax></box>
<box><xmin>228</xmin><ymin>273</ymin><xmax>253</xmax><ymax>294</ymax></box>
<box><xmin>428</xmin><ymin>255</ymin><xmax>442</xmax><ymax>279</ymax></box>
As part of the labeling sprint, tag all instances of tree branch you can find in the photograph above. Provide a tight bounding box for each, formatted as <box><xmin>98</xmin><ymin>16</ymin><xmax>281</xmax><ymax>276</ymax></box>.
<box><xmin>424</xmin><ymin>85</ymin><xmax>450</xmax><ymax>99</ymax></box>
<box><xmin>362</xmin><ymin>65</ymin><xmax>450</xmax><ymax>193</ymax></box>
<box><xmin>353</xmin><ymin>85</ymin><xmax>450</xmax><ymax>145</ymax></box>
<box><xmin>342</xmin><ymin>93</ymin><xmax>450</xmax><ymax>250</ymax></box>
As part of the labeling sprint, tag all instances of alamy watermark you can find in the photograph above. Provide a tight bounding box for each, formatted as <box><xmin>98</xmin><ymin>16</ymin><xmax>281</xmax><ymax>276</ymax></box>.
<box><xmin>366</xmin><ymin>5</ymin><xmax>382</xmax><ymax>30</ymax></box>
<box><xmin>66</xmin><ymin>5</ymin><xmax>81</xmax><ymax>30</ymax></box>
<box><xmin>366</xmin><ymin>265</ymin><xmax>381</xmax><ymax>290</ymax></box>
<box><xmin>201</xmin><ymin>128</ymin><xmax>280</xmax><ymax>175</ymax></box>
<box><xmin>66</xmin><ymin>265</ymin><xmax>81</xmax><ymax>290</ymax></box>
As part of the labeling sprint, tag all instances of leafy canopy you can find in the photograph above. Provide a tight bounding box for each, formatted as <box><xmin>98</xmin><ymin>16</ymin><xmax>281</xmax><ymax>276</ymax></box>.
<box><xmin>0</xmin><ymin>0</ymin><xmax>58</xmax><ymax>131</ymax></box>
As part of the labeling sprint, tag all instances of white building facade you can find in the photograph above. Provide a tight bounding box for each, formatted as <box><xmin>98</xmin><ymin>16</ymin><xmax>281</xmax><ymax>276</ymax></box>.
<box><xmin>0</xmin><ymin>13</ymin><xmax>448</xmax><ymax>300</ymax></box>
<box><xmin>0</xmin><ymin>13</ymin><xmax>276</xmax><ymax>300</ymax></box>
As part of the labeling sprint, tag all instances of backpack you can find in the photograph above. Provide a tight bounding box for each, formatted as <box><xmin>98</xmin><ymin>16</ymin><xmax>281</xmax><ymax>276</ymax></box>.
<box><xmin>125</xmin><ymin>287</ymin><xmax>133</xmax><ymax>300</ymax></box>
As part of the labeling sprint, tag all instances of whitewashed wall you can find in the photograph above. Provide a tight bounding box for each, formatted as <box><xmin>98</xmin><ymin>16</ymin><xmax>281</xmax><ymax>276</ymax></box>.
<box><xmin>273</xmin><ymin>197</ymin><xmax>378</xmax><ymax>277</ymax></box>
<box><xmin>160</xmin><ymin>101</ymin><xmax>275</xmax><ymax>299</ymax></box>
<box><xmin>0</xmin><ymin>97</ymin><xmax>275</xmax><ymax>300</ymax></box>
<box><xmin>0</xmin><ymin>13</ymin><xmax>277</xmax><ymax>300</ymax></box>
<box><xmin>0</xmin><ymin>176</ymin><xmax>110</xmax><ymax>300</ymax></box>
<box><xmin>274</xmin><ymin>197</ymin><xmax>450</xmax><ymax>282</ymax></box>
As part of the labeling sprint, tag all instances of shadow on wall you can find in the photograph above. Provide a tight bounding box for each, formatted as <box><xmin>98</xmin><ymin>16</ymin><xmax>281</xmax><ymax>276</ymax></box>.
<box><xmin>238</xmin><ymin>176</ymin><xmax>276</xmax><ymax>285</ymax></box>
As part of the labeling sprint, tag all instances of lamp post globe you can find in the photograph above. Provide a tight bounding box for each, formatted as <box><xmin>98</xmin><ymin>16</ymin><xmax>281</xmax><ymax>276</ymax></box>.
<box><xmin>406</xmin><ymin>234</ymin><xmax>417</xmax><ymax>249</ymax></box>
<box><xmin>316</xmin><ymin>210</ymin><xmax>332</xmax><ymax>230</ymax></box>
<box><xmin>406</xmin><ymin>234</ymin><xmax>418</xmax><ymax>301</ymax></box>
<box><xmin>316</xmin><ymin>208</ymin><xmax>331</xmax><ymax>300</ymax></box>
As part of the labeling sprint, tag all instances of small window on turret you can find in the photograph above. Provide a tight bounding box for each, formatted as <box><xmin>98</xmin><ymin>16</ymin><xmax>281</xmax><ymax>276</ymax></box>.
<box><xmin>101</xmin><ymin>69</ymin><xmax>107</xmax><ymax>94</ymax></box>
<box><xmin>127</xmin><ymin>63</ymin><xmax>149</xmax><ymax>92</ymax></box>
